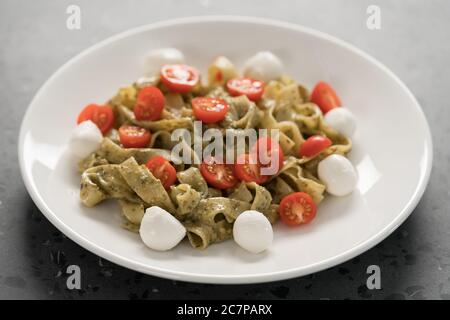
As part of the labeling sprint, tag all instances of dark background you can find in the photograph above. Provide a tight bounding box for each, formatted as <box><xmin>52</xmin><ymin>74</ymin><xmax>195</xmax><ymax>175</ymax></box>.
<box><xmin>1</xmin><ymin>0</ymin><xmax>449</xmax><ymax>299</ymax></box>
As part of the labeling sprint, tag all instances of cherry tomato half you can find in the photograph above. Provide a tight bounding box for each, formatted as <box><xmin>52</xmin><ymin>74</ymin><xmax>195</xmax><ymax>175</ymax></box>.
<box><xmin>200</xmin><ymin>157</ymin><xmax>238</xmax><ymax>190</ymax></box>
<box><xmin>77</xmin><ymin>104</ymin><xmax>97</xmax><ymax>124</ymax></box>
<box><xmin>251</xmin><ymin>136</ymin><xmax>284</xmax><ymax>175</ymax></box>
<box><xmin>299</xmin><ymin>135</ymin><xmax>332</xmax><ymax>158</ymax></box>
<box><xmin>118</xmin><ymin>125</ymin><xmax>151</xmax><ymax>148</ymax></box>
<box><xmin>226</xmin><ymin>78</ymin><xmax>265</xmax><ymax>101</ymax></box>
<box><xmin>234</xmin><ymin>153</ymin><xmax>268</xmax><ymax>184</ymax></box>
<box><xmin>145</xmin><ymin>156</ymin><xmax>177</xmax><ymax>190</ymax></box>
<box><xmin>310</xmin><ymin>81</ymin><xmax>342</xmax><ymax>114</ymax></box>
<box><xmin>77</xmin><ymin>104</ymin><xmax>115</xmax><ymax>135</ymax></box>
<box><xmin>134</xmin><ymin>86</ymin><xmax>165</xmax><ymax>121</ymax></box>
<box><xmin>160</xmin><ymin>64</ymin><xmax>200</xmax><ymax>93</ymax></box>
<box><xmin>192</xmin><ymin>97</ymin><xmax>229</xmax><ymax>124</ymax></box>
<box><xmin>279</xmin><ymin>192</ymin><xmax>317</xmax><ymax>226</ymax></box>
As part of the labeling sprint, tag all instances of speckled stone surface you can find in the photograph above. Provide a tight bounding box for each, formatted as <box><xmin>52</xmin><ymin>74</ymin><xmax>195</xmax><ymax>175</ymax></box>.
<box><xmin>0</xmin><ymin>0</ymin><xmax>449</xmax><ymax>300</ymax></box>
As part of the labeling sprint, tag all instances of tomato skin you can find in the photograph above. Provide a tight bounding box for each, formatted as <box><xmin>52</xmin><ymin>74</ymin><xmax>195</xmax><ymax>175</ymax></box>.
<box><xmin>279</xmin><ymin>192</ymin><xmax>317</xmax><ymax>226</ymax></box>
<box><xmin>299</xmin><ymin>135</ymin><xmax>332</xmax><ymax>158</ymax></box>
<box><xmin>160</xmin><ymin>64</ymin><xmax>200</xmax><ymax>93</ymax></box>
<box><xmin>118</xmin><ymin>125</ymin><xmax>151</xmax><ymax>148</ymax></box>
<box><xmin>191</xmin><ymin>97</ymin><xmax>229</xmax><ymax>124</ymax></box>
<box><xmin>234</xmin><ymin>153</ymin><xmax>268</xmax><ymax>184</ymax></box>
<box><xmin>310</xmin><ymin>81</ymin><xmax>342</xmax><ymax>114</ymax></box>
<box><xmin>226</xmin><ymin>78</ymin><xmax>265</xmax><ymax>101</ymax></box>
<box><xmin>134</xmin><ymin>86</ymin><xmax>165</xmax><ymax>121</ymax></box>
<box><xmin>200</xmin><ymin>157</ymin><xmax>238</xmax><ymax>190</ymax></box>
<box><xmin>251</xmin><ymin>137</ymin><xmax>284</xmax><ymax>174</ymax></box>
<box><xmin>77</xmin><ymin>104</ymin><xmax>115</xmax><ymax>135</ymax></box>
<box><xmin>77</xmin><ymin>104</ymin><xmax>97</xmax><ymax>124</ymax></box>
<box><xmin>145</xmin><ymin>156</ymin><xmax>177</xmax><ymax>190</ymax></box>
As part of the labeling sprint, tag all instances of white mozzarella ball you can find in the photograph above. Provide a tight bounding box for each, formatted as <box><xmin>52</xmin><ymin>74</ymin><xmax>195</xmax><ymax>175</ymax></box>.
<box><xmin>145</xmin><ymin>48</ymin><xmax>185</xmax><ymax>75</ymax></box>
<box><xmin>233</xmin><ymin>210</ymin><xmax>273</xmax><ymax>253</ymax></box>
<box><xmin>68</xmin><ymin>120</ymin><xmax>103</xmax><ymax>158</ymax></box>
<box><xmin>324</xmin><ymin>108</ymin><xmax>357</xmax><ymax>137</ymax></box>
<box><xmin>318</xmin><ymin>154</ymin><xmax>357</xmax><ymax>196</ymax></box>
<box><xmin>135</xmin><ymin>76</ymin><xmax>159</xmax><ymax>88</ymax></box>
<box><xmin>139</xmin><ymin>206</ymin><xmax>186</xmax><ymax>251</ymax></box>
<box><xmin>243</xmin><ymin>51</ymin><xmax>284</xmax><ymax>82</ymax></box>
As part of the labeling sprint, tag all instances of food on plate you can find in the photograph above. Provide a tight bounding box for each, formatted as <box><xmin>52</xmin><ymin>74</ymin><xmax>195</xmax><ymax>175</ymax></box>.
<box><xmin>208</xmin><ymin>56</ymin><xmax>238</xmax><ymax>87</ymax></box>
<box><xmin>226</xmin><ymin>78</ymin><xmax>265</xmax><ymax>102</ymax></box>
<box><xmin>146</xmin><ymin>156</ymin><xmax>177</xmax><ymax>190</ymax></box>
<box><xmin>243</xmin><ymin>51</ymin><xmax>284</xmax><ymax>82</ymax></box>
<box><xmin>299</xmin><ymin>135</ymin><xmax>332</xmax><ymax>158</ymax></box>
<box><xmin>133</xmin><ymin>86</ymin><xmax>165</xmax><ymax>121</ymax></box>
<box><xmin>233</xmin><ymin>210</ymin><xmax>273</xmax><ymax>253</ymax></box>
<box><xmin>191</xmin><ymin>97</ymin><xmax>229</xmax><ymax>123</ymax></box>
<box><xmin>279</xmin><ymin>192</ymin><xmax>317</xmax><ymax>226</ymax></box>
<box><xmin>73</xmin><ymin>49</ymin><xmax>357</xmax><ymax>253</ymax></box>
<box><xmin>317</xmin><ymin>154</ymin><xmax>357</xmax><ymax>196</ymax></box>
<box><xmin>77</xmin><ymin>103</ymin><xmax>115</xmax><ymax>134</ymax></box>
<box><xmin>200</xmin><ymin>157</ymin><xmax>238</xmax><ymax>190</ymax></box>
<box><xmin>69</xmin><ymin>120</ymin><xmax>103</xmax><ymax>158</ymax></box>
<box><xmin>160</xmin><ymin>64</ymin><xmax>200</xmax><ymax>93</ymax></box>
<box><xmin>234</xmin><ymin>153</ymin><xmax>268</xmax><ymax>184</ymax></box>
<box><xmin>251</xmin><ymin>136</ymin><xmax>284</xmax><ymax>174</ymax></box>
<box><xmin>310</xmin><ymin>81</ymin><xmax>342</xmax><ymax>114</ymax></box>
<box><xmin>324</xmin><ymin>107</ymin><xmax>357</xmax><ymax>137</ymax></box>
<box><xmin>140</xmin><ymin>206</ymin><xmax>187</xmax><ymax>251</ymax></box>
<box><xmin>144</xmin><ymin>48</ymin><xmax>185</xmax><ymax>75</ymax></box>
<box><xmin>118</xmin><ymin>125</ymin><xmax>151</xmax><ymax>148</ymax></box>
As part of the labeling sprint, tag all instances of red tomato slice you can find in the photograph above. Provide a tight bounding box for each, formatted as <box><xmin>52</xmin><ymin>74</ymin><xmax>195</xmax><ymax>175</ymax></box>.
<box><xmin>279</xmin><ymin>192</ymin><xmax>317</xmax><ymax>226</ymax></box>
<box><xmin>251</xmin><ymin>136</ymin><xmax>284</xmax><ymax>174</ymax></box>
<box><xmin>200</xmin><ymin>157</ymin><xmax>238</xmax><ymax>190</ymax></box>
<box><xmin>191</xmin><ymin>97</ymin><xmax>229</xmax><ymax>124</ymax></box>
<box><xmin>226</xmin><ymin>78</ymin><xmax>265</xmax><ymax>101</ymax></box>
<box><xmin>234</xmin><ymin>153</ymin><xmax>268</xmax><ymax>184</ymax></box>
<box><xmin>160</xmin><ymin>64</ymin><xmax>200</xmax><ymax>93</ymax></box>
<box><xmin>134</xmin><ymin>86</ymin><xmax>165</xmax><ymax>121</ymax></box>
<box><xmin>310</xmin><ymin>81</ymin><xmax>342</xmax><ymax>114</ymax></box>
<box><xmin>77</xmin><ymin>104</ymin><xmax>97</xmax><ymax>124</ymax></box>
<box><xmin>77</xmin><ymin>104</ymin><xmax>115</xmax><ymax>135</ymax></box>
<box><xmin>91</xmin><ymin>106</ymin><xmax>115</xmax><ymax>134</ymax></box>
<box><xmin>145</xmin><ymin>156</ymin><xmax>177</xmax><ymax>190</ymax></box>
<box><xmin>118</xmin><ymin>125</ymin><xmax>151</xmax><ymax>148</ymax></box>
<box><xmin>299</xmin><ymin>135</ymin><xmax>332</xmax><ymax>158</ymax></box>
<box><xmin>215</xmin><ymin>71</ymin><xmax>223</xmax><ymax>82</ymax></box>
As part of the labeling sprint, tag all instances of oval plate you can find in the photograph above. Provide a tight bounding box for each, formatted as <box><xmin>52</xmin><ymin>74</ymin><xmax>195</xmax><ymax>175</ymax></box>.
<box><xmin>19</xmin><ymin>16</ymin><xmax>432</xmax><ymax>284</ymax></box>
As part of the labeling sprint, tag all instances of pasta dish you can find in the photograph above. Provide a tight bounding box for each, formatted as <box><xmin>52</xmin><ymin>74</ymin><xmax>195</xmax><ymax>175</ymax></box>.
<box><xmin>68</xmin><ymin>49</ymin><xmax>357</xmax><ymax>253</ymax></box>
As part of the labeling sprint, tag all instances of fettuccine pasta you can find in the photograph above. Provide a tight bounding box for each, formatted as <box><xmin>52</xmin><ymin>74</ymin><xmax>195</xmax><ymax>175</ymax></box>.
<box><xmin>71</xmin><ymin>50</ymin><xmax>357</xmax><ymax>252</ymax></box>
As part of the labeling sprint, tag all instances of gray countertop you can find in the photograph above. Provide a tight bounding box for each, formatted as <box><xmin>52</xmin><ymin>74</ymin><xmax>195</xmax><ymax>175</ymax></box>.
<box><xmin>1</xmin><ymin>0</ymin><xmax>449</xmax><ymax>300</ymax></box>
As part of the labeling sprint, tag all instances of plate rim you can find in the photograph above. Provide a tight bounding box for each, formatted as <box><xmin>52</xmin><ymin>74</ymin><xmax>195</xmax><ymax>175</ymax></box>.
<box><xmin>18</xmin><ymin>15</ymin><xmax>433</xmax><ymax>284</ymax></box>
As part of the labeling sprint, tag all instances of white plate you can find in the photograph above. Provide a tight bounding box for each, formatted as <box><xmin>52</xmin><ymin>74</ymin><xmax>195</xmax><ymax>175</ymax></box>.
<box><xmin>18</xmin><ymin>16</ymin><xmax>433</xmax><ymax>284</ymax></box>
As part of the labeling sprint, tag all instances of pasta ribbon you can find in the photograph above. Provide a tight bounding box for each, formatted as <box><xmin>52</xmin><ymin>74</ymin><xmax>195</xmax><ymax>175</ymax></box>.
<box><xmin>118</xmin><ymin>157</ymin><xmax>176</xmax><ymax>213</ymax></box>
<box><xmin>170</xmin><ymin>183</ymin><xmax>202</xmax><ymax>217</ymax></box>
<box><xmin>80</xmin><ymin>164</ymin><xmax>141</xmax><ymax>207</ymax></box>
<box><xmin>96</xmin><ymin>138</ymin><xmax>171</xmax><ymax>165</ymax></box>
<box><xmin>78</xmin><ymin>65</ymin><xmax>354</xmax><ymax>250</ymax></box>
<box><xmin>117</xmin><ymin>105</ymin><xmax>192</xmax><ymax>132</ymax></box>
<box><xmin>176</xmin><ymin>167</ymin><xmax>209</xmax><ymax>197</ymax></box>
<box><xmin>268</xmin><ymin>156</ymin><xmax>326</xmax><ymax>204</ymax></box>
<box><xmin>183</xmin><ymin>197</ymin><xmax>251</xmax><ymax>249</ymax></box>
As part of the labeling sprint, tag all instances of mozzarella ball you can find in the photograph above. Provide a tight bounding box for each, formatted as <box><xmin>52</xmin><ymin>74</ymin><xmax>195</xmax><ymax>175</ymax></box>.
<box><xmin>208</xmin><ymin>56</ymin><xmax>238</xmax><ymax>86</ymax></box>
<box><xmin>135</xmin><ymin>76</ymin><xmax>159</xmax><ymax>88</ymax></box>
<box><xmin>318</xmin><ymin>154</ymin><xmax>357</xmax><ymax>196</ymax></box>
<box><xmin>139</xmin><ymin>206</ymin><xmax>186</xmax><ymax>251</ymax></box>
<box><xmin>145</xmin><ymin>48</ymin><xmax>185</xmax><ymax>75</ymax></box>
<box><xmin>68</xmin><ymin>120</ymin><xmax>103</xmax><ymax>158</ymax></box>
<box><xmin>243</xmin><ymin>51</ymin><xmax>284</xmax><ymax>82</ymax></box>
<box><xmin>324</xmin><ymin>108</ymin><xmax>357</xmax><ymax>137</ymax></box>
<box><xmin>233</xmin><ymin>210</ymin><xmax>273</xmax><ymax>253</ymax></box>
